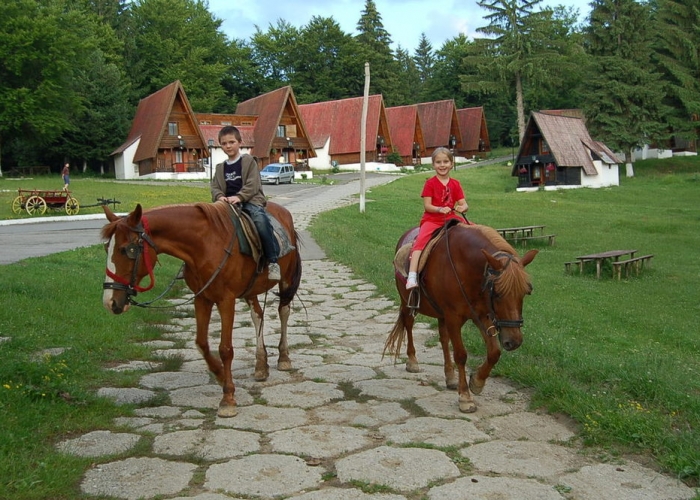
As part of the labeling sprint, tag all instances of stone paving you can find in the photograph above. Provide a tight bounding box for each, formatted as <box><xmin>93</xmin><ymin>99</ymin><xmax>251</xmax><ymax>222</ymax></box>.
<box><xmin>56</xmin><ymin>175</ymin><xmax>695</xmax><ymax>500</ymax></box>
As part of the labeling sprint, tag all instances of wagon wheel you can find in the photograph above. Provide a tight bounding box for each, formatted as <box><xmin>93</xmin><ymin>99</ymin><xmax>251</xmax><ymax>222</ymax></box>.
<box><xmin>65</xmin><ymin>196</ymin><xmax>80</xmax><ymax>215</ymax></box>
<box><xmin>12</xmin><ymin>196</ymin><xmax>24</xmax><ymax>214</ymax></box>
<box><xmin>26</xmin><ymin>195</ymin><xmax>47</xmax><ymax>215</ymax></box>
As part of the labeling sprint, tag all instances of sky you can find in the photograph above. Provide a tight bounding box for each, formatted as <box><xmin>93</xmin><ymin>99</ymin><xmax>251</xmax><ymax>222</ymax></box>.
<box><xmin>207</xmin><ymin>0</ymin><xmax>593</xmax><ymax>52</ymax></box>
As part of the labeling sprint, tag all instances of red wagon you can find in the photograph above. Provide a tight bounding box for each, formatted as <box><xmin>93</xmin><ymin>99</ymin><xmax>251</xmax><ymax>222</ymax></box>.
<box><xmin>12</xmin><ymin>188</ymin><xmax>80</xmax><ymax>216</ymax></box>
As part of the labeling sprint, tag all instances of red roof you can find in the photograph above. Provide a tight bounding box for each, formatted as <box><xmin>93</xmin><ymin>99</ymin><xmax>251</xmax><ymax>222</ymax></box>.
<box><xmin>416</xmin><ymin>100</ymin><xmax>460</xmax><ymax>149</ymax></box>
<box><xmin>457</xmin><ymin>107</ymin><xmax>486</xmax><ymax>151</ymax></box>
<box><xmin>298</xmin><ymin>95</ymin><xmax>386</xmax><ymax>155</ymax></box>
<box><xmin>112</xmin><ymin>80</ymin><xmax>205</xmax><ymax>161</ymax></box>
<box><xmin>386</xmin><ymin>105</ymin><xmax>421</xmax><ymax>157</ymax></box>
<box><xmin>199</xmin><ymin>124</ymin><xmax>255</xmax><ymax>148</ymax></box>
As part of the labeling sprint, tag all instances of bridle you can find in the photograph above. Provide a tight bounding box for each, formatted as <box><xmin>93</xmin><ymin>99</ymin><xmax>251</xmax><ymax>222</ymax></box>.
<box><xmin>103</xmin><ymin>217</ymin><xmax>157</xmax><ymax>301</ymax></box>
<box><xmin>443</xmin><ymin>224</ymin><xmax>525</xmax><ymax>337</ymax></box>
<box><xmin>482</xmin><ymin>252</ymin><xmax>525</xmax><ymax>336</ymax></box>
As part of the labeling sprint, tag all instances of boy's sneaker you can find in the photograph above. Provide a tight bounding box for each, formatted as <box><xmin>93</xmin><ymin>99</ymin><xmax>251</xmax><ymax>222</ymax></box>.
<box><xmin>268</xmin><ymin>262</ymin><xmax>281</xmax><ymax>281</ymax></box>
<box><xmin>406</xmin><ymin>276</ymin><xmax>418</xmax><ymax>289</ymax></box>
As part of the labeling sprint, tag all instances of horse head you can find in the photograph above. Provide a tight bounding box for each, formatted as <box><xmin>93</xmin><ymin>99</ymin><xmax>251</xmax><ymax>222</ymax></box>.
<box><xmin>481</xmin><ymin>248</ymin><xmax>538</xmax><ymax>351</ymax></box>
<box><xmin>101</xmin><ymin>204</ymin><xmax>157</xmax><ymax>314</ymax></box>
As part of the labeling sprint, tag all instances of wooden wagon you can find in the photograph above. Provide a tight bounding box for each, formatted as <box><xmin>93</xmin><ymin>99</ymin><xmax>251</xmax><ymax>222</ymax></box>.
<box><xmin>12</xmin><ymin>189</ymin><xmax>80</xmax><ymax>216</ymax></box>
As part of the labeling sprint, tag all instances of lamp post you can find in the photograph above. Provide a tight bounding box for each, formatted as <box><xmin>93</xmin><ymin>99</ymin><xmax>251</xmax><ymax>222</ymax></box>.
<box><xmin>208</xmin><ymin>138</ymin><xmax>214</xmax><ymax>182</ymax></box>
<box><xmin>286</xmin><ymin>137</ymin><xmax>293</xmax><ymax>163</ymax></box>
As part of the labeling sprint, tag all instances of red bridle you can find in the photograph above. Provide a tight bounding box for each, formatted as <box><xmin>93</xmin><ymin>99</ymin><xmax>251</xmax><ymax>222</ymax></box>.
<box><xmin>104</xmin><ymin>216</ymin><xmax>157</xmax><ymax>297</ymax></box>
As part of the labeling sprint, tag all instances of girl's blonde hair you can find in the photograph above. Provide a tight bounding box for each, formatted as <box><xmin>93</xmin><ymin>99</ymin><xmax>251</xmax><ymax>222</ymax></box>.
<box><xmin>432</xmin><ymin>147</ymin><xmax>454</xmax><ymax>164</ymax></box>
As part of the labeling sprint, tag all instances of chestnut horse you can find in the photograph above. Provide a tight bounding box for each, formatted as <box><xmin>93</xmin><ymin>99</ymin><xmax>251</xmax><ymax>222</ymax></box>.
<box><xmin>101</xmin><ymin>202</ymin><xmax>302</xmax><ymax>417</ymax></box>
<box><xmin>385</xmin><ymin>223</ymin><xmax>537</xmax><ymax>413</ymax></box>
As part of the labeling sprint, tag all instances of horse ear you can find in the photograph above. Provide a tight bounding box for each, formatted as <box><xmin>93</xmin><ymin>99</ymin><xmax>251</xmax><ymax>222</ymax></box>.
<box><xmin>103</xmin><ymin>204</ymin><xmax>119</xmax><ymax>222</ymax></box>
<box><xmin>482</xmin><ymin>249</ymin><xmax>504</xmax><ymax>271</ymax></box>
<box><xmin>126</xmin><ymin>204</ymin><xmax>143</xmax><ymax>226</ymax></box>
<box><xmin>520</xmin><ymin>249</ymin><xmax>539</xmax><ymax>267</ymax></box>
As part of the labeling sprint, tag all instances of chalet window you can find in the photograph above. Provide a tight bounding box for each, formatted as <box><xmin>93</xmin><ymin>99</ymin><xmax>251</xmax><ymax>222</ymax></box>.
<box><xmin>221</xmin><ymin>121</ymin><xmax>231</xmax><ymax>126</ymax></box>
<box><xmin>168</xmin><ymin>122</ymin><xmax>178</xmax><ymax>135</ymax></box>
<box><xmin>277</xmin><ymin>125</ymin><xmax>286</xmax><ymax>137</ymax></box>
<box><xmin>541</xmin><ymin>140</ymin><xmax>550</xmax><ymax>154</ymax></box>
<box><xmin>175</xmin><ymin>151</ymin><xmax>183</xmax><ymax>163</ymax></box>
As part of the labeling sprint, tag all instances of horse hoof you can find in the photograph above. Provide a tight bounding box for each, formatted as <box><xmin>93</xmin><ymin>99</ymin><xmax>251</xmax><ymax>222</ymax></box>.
<box><xmin>254</xmin><ymin>370</ymin><xmax>269</xmax><ymax>382</ymax></box>
<box><xmin>277</xmin><ymin>360</ymin><xmax>292</xmax><ymax>371</ymax></box>
<box><xmin>459</xmin><ymin>396</ymin><xmax>477</xmax><ymax>413</ymax></box>
<box><xmin>469</xmin><ymin>378</ymin><xmax>485</xmax><ymax>395</ymax></box>
<box><xmin>217</xmin><ymin>405</ymin><xmax>238</xmax><ymax>418</ymax></box>
<box><xmin>446</xmin><ymin>379</ymin><xmax>458</xmax><ymax>391</ymax></box>
<box><xmin>405</xmin><ymin>361</ymin><xmax>420</xmax><ymax>373</ymax></box>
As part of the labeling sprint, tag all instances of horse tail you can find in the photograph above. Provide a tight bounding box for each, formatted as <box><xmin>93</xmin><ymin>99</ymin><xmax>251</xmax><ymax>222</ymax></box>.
<box><xmin>383</xmin><ymin>312</ymin><xmax>406</xmax><ymax>361</ymax></box>
<box><xmin>278</xmin><ymin>233</ymin><xmax>303</xmax><ymax>308</ymax></box>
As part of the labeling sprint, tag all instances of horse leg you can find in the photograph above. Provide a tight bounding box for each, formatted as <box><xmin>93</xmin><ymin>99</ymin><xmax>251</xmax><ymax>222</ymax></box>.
<box><xmin>246</xmin><ymin>297</ymin><xmax>270</xmax><ymax>381</ymax></box>
<box><xmin>469</xmin><ymin>331</ymin><xmax>502</xmax><ymax>396</ymax></box>
<box><xmin>437</xmin><ymin>319</ymin><xmax>457</xmax><ymax>390</ymax></box>
<box><xmin>215</xmin><ymin>297</ymin><xmax>238</xmax><ymax>417</ymax></box>
<box><xmin>276</xmin><ymin>301</ymin><xmax>292</xmax><ymax>371</ymax></box>
<box><xmin>403</xmin><ymin>306</ymin><xmax>420</xmax><ymax>373</ymax></box>
<box><xmin>194</xmin><ymin>297</ymin><xmax>225</xmax><ymax>381</ymax></box>
<box><xmin>446</xmin><ymin>317</ymin><xmax>477</xmax><ymax>413</ymax></box>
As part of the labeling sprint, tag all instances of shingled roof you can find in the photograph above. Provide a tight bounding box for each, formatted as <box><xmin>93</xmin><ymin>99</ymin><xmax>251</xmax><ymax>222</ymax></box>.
<box><xmin>112</xmin><ymin>80</ymin><xmax>205</xmax><ymax>161</ymax></box>
<box><xmin>457</xmin><ymin>107</ymin><xmax>489</xmax><ymax>151</ymax></box>
<box><xmin>385</xmin><ymin>105</ymin><xmax>423</xmax><ymax>158</ymax></box>
<box><xmin>416</xmin><ymin>100</ymin><xmax>462</xmax><ymax>149</ymax></box>
<box><xmin>514</xmin><ymin>111</ymin><xmax>621</xmax><ymax>176</ymax></box>
<box><xmin>235</xmin><ymin>86</ymin><xmax>313</xmax><ymax>159</ymax></box>
<box><xmin>298</xmin><ymin>95</ymin><xmax>387</xmax><ymax>155</ymax></box>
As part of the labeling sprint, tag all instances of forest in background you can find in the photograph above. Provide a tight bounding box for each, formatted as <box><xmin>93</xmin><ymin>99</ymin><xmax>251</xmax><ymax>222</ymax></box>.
<box><xmin>0</xmin><ymin>0</ymin><xmax>698</xmax><ymax>174</ymax></box>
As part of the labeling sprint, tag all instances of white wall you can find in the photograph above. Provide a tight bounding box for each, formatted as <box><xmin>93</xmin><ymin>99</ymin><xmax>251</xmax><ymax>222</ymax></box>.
<box><xmin>114</xmin><ymin>139</ymin><xmax>140</xmax><ymax>180</ymax></box>
<box><xmin>308</xmin><ymin>138</ymin><xmax>332</xmax><ymax>169</ymax></box>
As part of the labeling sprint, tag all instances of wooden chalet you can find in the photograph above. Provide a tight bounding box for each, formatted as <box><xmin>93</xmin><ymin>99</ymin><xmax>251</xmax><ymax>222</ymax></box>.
<box><xmin>457</xmin><ymin>107</ymin><xmax>491</xmax><ymax>159</ymax></box>
<box><xmin>233</xmin><ymin>86</ymin><xmax>315</xmax><ymax>169</ymax></box>
<box><xmin>513</xmin><ymin>111</ymin><xmax>621</xmax><ymax>190</ymax></box>
<box><xmin>385</xmin><ymin>105</ymin><xmax>426</xmax><ymax>166</ymax></box>
<box><xmin>112</xmin><ymin>80</ymin><xmax>210</xmax><ymax>180</ymax></box>
<box><xmin>298</xmin><ymin>95</ymin><xmax>393</xmax><ymax>167</ymax></box>
<box><xmin>415</xmin><ymin>100</ymin><xmax>463</xmax><ymax>161</ymax></box>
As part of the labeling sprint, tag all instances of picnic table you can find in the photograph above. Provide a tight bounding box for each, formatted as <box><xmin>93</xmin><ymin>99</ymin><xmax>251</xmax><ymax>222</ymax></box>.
<box><xmin>566</xmin><ymin>249</ymin><xmax>653</xmax><ymax>279</ymax></box>
<box><xmin>496</xmin><ymin>225</ymin><xmax>555</xmax><ymax>246</ymax></box>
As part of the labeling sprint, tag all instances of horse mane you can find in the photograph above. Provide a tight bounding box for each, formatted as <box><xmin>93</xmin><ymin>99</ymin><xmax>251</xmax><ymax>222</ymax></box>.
<box><xmin>466</xmin><ymin>224</ymin><xmax>532</xmax><ymax>297</ymax></box>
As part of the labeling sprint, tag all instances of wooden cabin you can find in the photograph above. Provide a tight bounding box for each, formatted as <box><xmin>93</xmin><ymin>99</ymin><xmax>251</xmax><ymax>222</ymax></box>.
<box><xmin>385</xmin><ymin>105</ymin><xmax>426</xmax><ymax>166</ymax></box>
<box><xmin>513</xmin><ymin>111</ymin><xmax>621</xmax><ymax>190</ymax></box>
<box><xmin>298</xmin><ymin>95</ymin><xmax>393</xmax><ymax>168</ymax></box>
<box><xmin>457</xmin><ymin>107</ymin><xmax>491</xmax><ymax>159</ymax></box>
<box><xmin>233</xmin><ymin>86</ymin><xmax>315</xmax><ymax>169</ymax></box>
<box><xmin>415</xmin><ymin>100</ymin><xmax>463</xmax><ymax>162</ymax></box>
<box><xmin>112</xmin><ymin>80</ymin><xmax>210</xmax><ymax>179</ymax></box>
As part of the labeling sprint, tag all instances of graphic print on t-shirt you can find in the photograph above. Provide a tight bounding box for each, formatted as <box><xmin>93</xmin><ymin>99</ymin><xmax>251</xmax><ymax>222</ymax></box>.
<box><xmin>224</xmin><ymin>160</ymin><xmax>243</xmax><ymax>196</ymax></box>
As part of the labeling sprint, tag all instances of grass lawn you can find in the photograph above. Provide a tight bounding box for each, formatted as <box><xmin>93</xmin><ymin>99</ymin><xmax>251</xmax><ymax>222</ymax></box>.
<box><xmin>309</xmin><ymin>156</ymin><xmax>700</xmax><ymax>486</ymax></box>
<box><xmin>0</xmin><ymin>157</ymin><xmax>698</xmax><ymax>498</ymax></box>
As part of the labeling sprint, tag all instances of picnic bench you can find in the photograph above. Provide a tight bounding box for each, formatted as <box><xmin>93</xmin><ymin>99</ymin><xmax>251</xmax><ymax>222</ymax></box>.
<box><xmin>565</xmin><ymin>249</ymin><xmax>652</xmax><ymax>279</ymax></box>
<box><xmin>612</xmin><ymin>254</ymin><xmax>654</xmax><ymax>280</ymax></box>
<box><xmin>496</xmin><ymin>225</ymin><xmax>556</xmax><ymax>246</ymax></box>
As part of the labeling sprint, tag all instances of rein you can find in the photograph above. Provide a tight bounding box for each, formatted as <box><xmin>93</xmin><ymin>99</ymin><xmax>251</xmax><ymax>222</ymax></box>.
<box><xmin>443</xmin><ymin>223</ymin><xmax>523</xmax><ymax>337</ymax></box>
<box><xmin>103</xmin><ymin>212</ymin><xmax>237</xmax><ymax>309</ymax></box>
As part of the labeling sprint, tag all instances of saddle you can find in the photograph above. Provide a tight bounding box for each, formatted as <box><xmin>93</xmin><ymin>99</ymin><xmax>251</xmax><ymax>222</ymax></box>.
<box><xmin>394</xmin><ymin>219</ymin><xmax>465</xmax><ymax>281</ymax></box>
<box><xmin>227</xmin><ymin>205</ymin><xmax>295</xmax><ymax>268</ymax></box>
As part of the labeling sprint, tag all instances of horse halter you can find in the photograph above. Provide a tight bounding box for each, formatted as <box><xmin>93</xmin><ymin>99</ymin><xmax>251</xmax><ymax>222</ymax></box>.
<box><xmin>103</xmin><ymin>217</ymin><xmax>157</xmax><ymax>302</ymax></box>
<box><xmin>483</xmin><ymin>252</ymin><xmax>525</xmax><ymax>337</ymax></box>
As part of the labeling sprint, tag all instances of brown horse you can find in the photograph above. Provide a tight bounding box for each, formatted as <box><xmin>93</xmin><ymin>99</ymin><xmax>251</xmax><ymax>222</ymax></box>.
<box><xmin>385</xmin><ymin>223</ymin><xmax>537</xmax><ymax>413</ymax></box>
<box><xmin>101</xmin><ymin>202</ymin><xmax>302</xmax><ymax>417</ymax></box>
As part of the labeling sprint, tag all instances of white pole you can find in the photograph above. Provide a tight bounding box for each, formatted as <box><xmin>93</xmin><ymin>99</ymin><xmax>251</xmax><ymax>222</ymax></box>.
<box><xmin>359</xmin><ymin>62</ymin><xmax>370</xmax><ymax>213</ymax></box>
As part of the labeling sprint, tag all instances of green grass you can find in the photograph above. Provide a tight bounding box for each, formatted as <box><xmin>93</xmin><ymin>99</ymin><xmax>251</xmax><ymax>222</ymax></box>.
<box><xmin>0</xmin><ymin>249</ymin><xmax>185</xmax><ymax>499</ymax></box>
<box><xmin>308</xmin><ymin>155</ymin><xmax>700</xmax><ymax>485</ymax></box>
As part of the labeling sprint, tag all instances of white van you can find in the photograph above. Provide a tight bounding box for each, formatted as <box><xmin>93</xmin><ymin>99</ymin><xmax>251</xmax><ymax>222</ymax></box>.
<box><xmin>260</xmin><ymin>163</ymin><xmax>295</xmax><ymax>184</ymax></box>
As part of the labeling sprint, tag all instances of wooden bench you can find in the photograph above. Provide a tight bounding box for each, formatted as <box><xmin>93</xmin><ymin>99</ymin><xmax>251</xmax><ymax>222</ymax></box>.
<box><xmin>510</xmin><ymin>234</ymin><xmax>556</xmax><ymax>246</ymax></box>
<box><xmin>565</xmin><ymin>258</ymin><xmax>593</xmax><ymax>274</ymax></box>
<box><xmin>612</xmin><ymin>254</ymin><xmax>653</xmax><ymax>280</ymax></box>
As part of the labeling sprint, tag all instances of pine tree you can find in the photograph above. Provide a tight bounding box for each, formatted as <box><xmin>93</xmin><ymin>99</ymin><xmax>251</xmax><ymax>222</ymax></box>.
<box><xmin>652</xmin><ymin>0</ymin><xmax>700</xmax><ymax>148</ymax></box>
<box><xmin>355</xmin><ymin>0</ymin><xmax>400</xmax><ymax>104</ymax></box>
<box><xmin>583</xmin><ymin>0</ymin><xmax>668</xmax><ymax>176</ymax></box>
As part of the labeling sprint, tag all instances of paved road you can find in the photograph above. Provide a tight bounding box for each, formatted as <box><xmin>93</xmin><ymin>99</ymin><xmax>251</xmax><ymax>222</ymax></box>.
<box><xmin>8</xmin><ymin>171</ymin><xmax>696</xmax><ymax>500</ymax></box>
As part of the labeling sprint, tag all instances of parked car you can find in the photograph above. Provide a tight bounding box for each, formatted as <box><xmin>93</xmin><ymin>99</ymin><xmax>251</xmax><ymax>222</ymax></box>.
<box><xmin>260</xmin><ymin>163</ymin><xmax>294</xmax><ymax>184</ymax></box>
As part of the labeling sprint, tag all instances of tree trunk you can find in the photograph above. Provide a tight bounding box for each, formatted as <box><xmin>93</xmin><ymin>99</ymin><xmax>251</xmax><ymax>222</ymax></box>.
<box><xmin>516</xmin><ymin>72</ymin><xmax>525</xmax><ymax>142</ymax></box>
<box><xmin>82</xmin><ymin>159</ymin><xmax>88</xmax><ymax>173</ymax></box>
<box><xmin>0</xmin><ymin>137</ymin><xmax>3</xmax><ymax>178</ymax></box>
<box><xmin>625</xmin><ymin>149</ymin><xmax>635</xmax><ymax>177</ymax></box>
